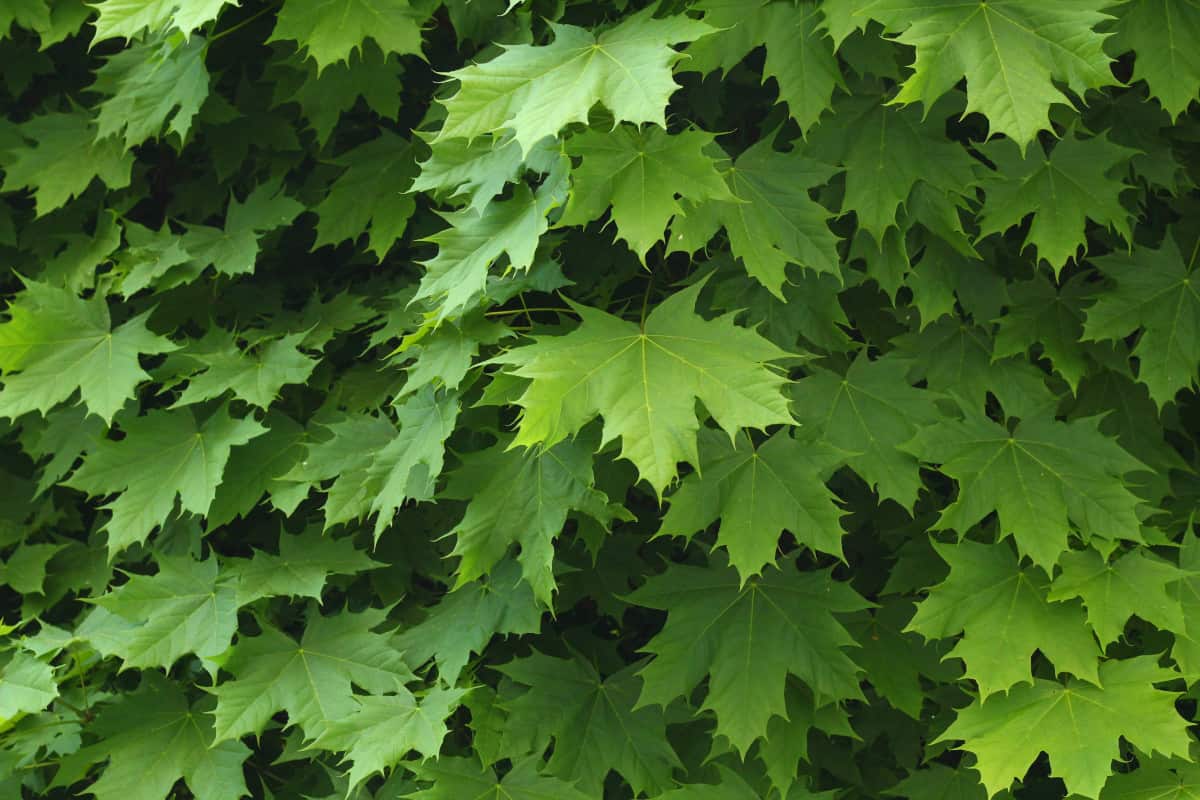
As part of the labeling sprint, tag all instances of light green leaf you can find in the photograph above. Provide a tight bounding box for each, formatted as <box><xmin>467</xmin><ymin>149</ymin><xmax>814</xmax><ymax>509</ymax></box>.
<box><xmin>91</xmin><ymin>0</ymin><xmax>234</xmax><ymax>42</ymax></box>
<box><xmin>1109</xmin><ymin>0</ymin><xmax>1200</xmax><ymax>118</ymax></box>
<box><xmin>211</xmin><ymin>607</ymin><xmax>414</xmax><ymax>742</ymax></box>
<box><xmin>269</xmin><ymin>0</ymin><xmax>425</xmax><ymax>71</ymax></box>
<box><xmin>938</xmin><ymin>657</ymin><xmax>1191</xmax><ymax>799</ymax></box>
<box><xmin>66</xmin><ymin>405</ymin><xmax>266</xmax><ymax>552</ymax></box>
<box><xmin>493</xmin><ymin>281</ymin><xmax>794</xmax><ymax>496</ymax></box>
<box><xmin>562</xmin><ymin>125</ymin><xmax>733</xmax><ymax>261</ymax></box>
<box><xmin>853</xmin><ymin>0</ymin><xmax>1116</xmax><ymax>149</ymax></box>
<box><xmin>82</xmin><ymin>555</ymin><xmax>237</xmax><ymax>670</ymax></box>
<box><xmin>908</xmin><ymin>539</ymin><xmax>1100</xmax><ymax>698</ymax></box>
<box><xmin>92</xmin><ymin>34</ymin><xmax>210</xmax><ymax>149</ymax></box>
<box><xmin>436</xmin><ymin>7</ymin><xmax>712</xmax><ymax>153</ymax></box>
<box><xmin>0</xmin><ymin>652</ymin><xmax>56</xmax><ymax>720</ymax></box>
<box><xmin>0</xmin><ymin>279</ymin><xmax>176</xmax><ymax>423</ymax></box>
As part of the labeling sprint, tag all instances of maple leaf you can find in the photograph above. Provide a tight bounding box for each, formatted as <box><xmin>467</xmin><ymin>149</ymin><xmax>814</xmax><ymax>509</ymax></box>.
<box><xmin>685</xmin><ymin>0</ymin><xmax>843</xmax><ymax>134</ymax></box>
<box><xmin>313</xmin><ymin>131</ymin><xmax>416</xmax><ymax>259</ymax></box>
<box><xmin>0</xmin><ymin>652</ymin><xmax>57</xmax><ymax>719</ymax></box>
<box><xmin>91</xmin><ymin>34</ymin><xmax>210</xmax><ymax>149</ymax></box>
<box><xmin>66</xmin><ymin>405</ymin><xmax>266</xmax><ymax>552</ymax></box>
<box><xmin>273</xmin><ymin>45</ymin><xmax>404</xmax><ymax>146</ymax></box>
<box><xmin>670</xmin><ymin>137</ymin><xmax>841</xmax><ymax>298</ymax></box>
<box><xmin>414</xmin><ymin>168</ymin><xmax>566</xmax><ymax>321</ymax></box>
<box><xmin>51</xmin><ymin>672</ymin><xmax>249</xmax><ymax>800</ymax></box>
<box><xmin>660</xmin><ymin>429</ymin><xmax>846</xmax><ymax>582</ymax></box>
<box><xmin>755</xmin><ymin>682</ymin><xmax>857</xmax><ymax>796</ymax></box>
<box><xmin>171</xmin><ymin>330</ymin><xmax>317</xmax><ymax>409</ymax></box>
<box><xmin>993</xmin><ymin>274</ymin><xmax>1091</xmax><ymax>391</ymax></box>
<box><xmin>0</xmin><ymin>111</ymin><xmax>134</xmax><ymax>215</ymax></box>
<box><xmin>792</xmin><ymin>354</ymin><xmax>940</xmax><ymax>509</ymax></box>
<box><xmin>908</xmin><ymin>539</ymin><xmax>1100</xmax><ymax>698</ymax></box>
<box><xmin>978</xmin><ymin>131</ymin><xmax>1136</xmax><ymax>271</ymax></box>
<box><xmin>223</xmin><ymin>527</ymin><xmax>379</xmax><ymax>606</ymax></box>
<box><xmin>90</xmin><ymin>0</ymin><xmax>235</xmax><ymax>42</ymax></box>
<box><xmin>496</xmin><ymin>651</ymin><xmax>681</xmax><ymax>795</ymax></box>
<box><xmin>441</xmin><ymin>436</ymin><xmax>617</xmax><ymax>605</ymax></box>
<box><xmin>1</xmin><ymin>543</ymin><xmax>65</xmax><ymax>594</ymax></box>
<box><xmin>1170</xmin><ymin>532</ymin><xmax>1200</xmax><ymax>677</ymax></box>
<box><xmin>1083</xmin><ymin>233</ymin><xmax>1200</xmax><ymax>407</ymax></box>
<box><xmin>311</xmin><ymin>686</ymin><xmax>466</xmax><ymax>790</ymax></box>
<box><xmin>408</xmin><ymin>757</ymin><xmax>594</xmax><ymax>800</ymax></box>
<box><xmin>207</xmin><ymin>411</ymin><xmax>306</xmax><ymax>526</ymax></box>
<box><xmin>436</xmin><ymin>7</ymin><xmax>713</xmax><ymax>153</ymax></box>
<box><xmin>808</xmin><ymin>94</ymin><xmax>979</xmax><ymax>242</ymax></box>
<box><xmin>0</xmin><ymin>0</ymin><xmax>49</xmax><ymax>40</ymax></box>
<box><xmin>395</xmin><ymin>559</ymin><xmax>541</xmax><ymax>686</ymax></box>
<box><xmin>0</xmin><ymin>279</ymin><xmax>175</xmax><ymax>423</ymax></box>
<box><xmin>938</xmin><ymin>657</ymin><xmax>1191</xmax><ymax>799</ymax></box>
<box><xmin>210</xmin><ymin>607</ymin><xmax>413</xmax><ymax>742</ymax></box>
<box><xmin>1109</xmin><ymin>0</ymin><xmax>1200</xmax><ymax>119</ymax></box>
<box><xmin>79</xmin><ymin>555</ymin><xmax>237</xmax><ymax>670</ymax></box>
<box><xmin>630</xmin><ymin>554</ymin><xmax>869</xmax><ymax>754</ymax></box>
<box><xmin>1048</xmin><ymin>547</ymin><xmax>1186</xmax><ymax>646</ymax></box>
<box><xmin>493</xmin><ymin>281</ymin><xmax>794</xmax><ymax>496</ymax></box>
<box><xmin>1099</xmin><ymin>758</ymin><xmax>1200</xmax><ymax>800</ymax></box>
<box><xmin>903</xmin><ymin>410</ymin><xmax>1147</xmax><ymax>568</ymax></box>
<box><xmin>269</xmin><ymin>0</ymin><xmax>425</xmax><ymax>71</ymax></box>
<box><xmin>848</xmin><ymin>598</ymin><xmax>958</xmax><ymax>718</ymax></box>
<box><xmin>180</xmin><ymin>180</ymin><xmax>304</xmax><ymax>277</ymax></box>
<box><xmin>411</xmin><ymin>135</ymin><xmax>558</xmax><ymax>214</ymax></box>
<box><xmin>562</xmin><ymin>125</ymin><xmax>733</xmax><ymax>261</ymax></box>
<box><xmin>853</xmin><ymin>0</ymin><xmax>1117</xmax><ymax>148</ymax></box>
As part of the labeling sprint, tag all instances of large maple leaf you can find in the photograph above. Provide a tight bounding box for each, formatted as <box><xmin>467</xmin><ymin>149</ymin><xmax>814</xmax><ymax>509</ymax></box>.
<box><xmin>939</xmin><ymin>657</ymin><xmax>1191</xmax><ymax>799</ymax></box>
<box><xmin>629</xmin><ymin>555</ymin><xmax>869</xmax><ymax>754</ymax></box>
<box><xmin>436</xmin><ymin>7</ymin><xmax>712</xmax><ymax>153</ymax></box>
<box><xmin>908</xmin><ymin>539</ymin><xmax>1100</xmax><ymax>698</ymax></box>
<box><xmin>852</xmin><ymin>0</ymin><xmax>1117</xmax><ymax>149</ymax></box>
<box><xmin>0</xmin><ymin>279</ymin><xmax>175</xmax><ymax>423</ymax></box>
<box><xmin>492</xmin><ymin>281</ymin><xmax>795</xmax><ymax>496</ymax></box>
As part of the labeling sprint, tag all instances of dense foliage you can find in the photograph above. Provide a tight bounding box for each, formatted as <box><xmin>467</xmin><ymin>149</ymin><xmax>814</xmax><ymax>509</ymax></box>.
<box><xmin>1</xmin><ymin>0</ymin><xmax>1199</xmax><ymax>797</ymax></box>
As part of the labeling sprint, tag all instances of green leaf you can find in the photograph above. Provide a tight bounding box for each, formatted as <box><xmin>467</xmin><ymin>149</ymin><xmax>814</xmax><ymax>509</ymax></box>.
<box><xmin>809</xmin><ymin>94</ymin><xmax>978</xmax><ymax>242</ymax></box>
<box><xmin>91</xmin><ymin>34</ymin><xmax>210</xmax><ymax>149</ymax></box>
<box><xmin>0</xmin><ymin>279</ymin><xmax>176</xmax><ymax>423</ymax></box>
<box><xmin>313</xmin><ymin>131</ymin><xmax>417</xmax><ymax>259</ymax></box>
<box><xmin>407</xmin><ymin>757</ymin><xmax>594</xmax><ymax>800</ymax></box>
<box><xmin>792</xmin><ymin>354</ymin><xmax>940</xmax><ymax>509</ymax></box>
<box><xmin>938</xmin><ymin>657</ymin><xmax>1191</xmax><ymax>799</ymax></box>
<box><xmin>394</xmin><ymin>559</ymin><xmax>542</xmax><ymax>686</ymax></box>
<box><xmin>562</xmin><ymin>125</ymin><xmax>733</xmax><ymax>261</ymax></box>
<box><xmin>671</xmin><ymin>137</ymin><xmax>841</xmax><ymax>298</ymax></box>
<box><xmin>311</xmin><ymin>686</ymin><xmax>466</xmax><ymax>790</ymax></box>
<box><xmin>82</xmin><ymin>555</ymin><xmax>237</xmax><ymax>670</ymax></box>
<box><xmin>1099</xmin><ymin>758</ymin><xmax>1200</xmax><ymax>800</ymax></box>
<box><xmin>629</xmin><ymin>555</ymin><xmax>869</xmax><ymax>754</ymax></box>
<box><xmin>904</xmin><ymin>410</ymin><xmax>1147</xmax><ymax>568</ymax></box>
<box><xmin>172</xmin><ymin>330</ymin><xmax>317</xmax><ymax>409</ymax></box>
<box><xmin>1109</xmin><ymin>0</ymin><xmax>1200</xmax><ymax>119</ymax></box>
<box><xmin>0</xmin><ymin>111</ymin><xmax>134</xmax><ymax>215</ymax></box>
<box><xmin>660</xmin><ymin>429</ymin><xmax>846</xmax><ymax>582</ymax></box>
<box><xmin>854</xmin><ymin>0</ymin><xmax>1116</xmax><ymax>148</ymax></box>
<box><xmin>908</xmin><ymin>539</ymin><xmax>1100</xmax><ymax>698</ymax></box>
<box><xmin>90</xmin><ymin>0</ymin><xmax>234</xmax><ymax>42</ymax></box>
<box><xmin>1048</xmin><ymin>548</ymin><xmax>1186</xmax><ymax>646</ymax></box>
<box><xmin>493</xmin><ymin>281</ymin><xmax>794</xmax><ymax>496</ymax></box>
<box><xmin>414</xmin><ymin>173</ymin><xmax>565</xmax><ymax>321</ymax></box>
<box><xmin>269</xmin><ymin>0</ymin><xmax>425</xmax><ymax>71</ymax></box>
<box><xmin>66</xmin><ymin>405</ymin><xmax>266</xmax><ymax>552</ymax></box>
<box><xmin>993</xmin><ymin>274</ymin><xmax>1090</xmax><ymax>391</ymax></box>
<box><xmin>0</xmin><ymin>652</ymin><xmax>56</xmax><ymax>720</ymax></box>
<box><xmin>52</xmin><ymin>672</ymin><xmax>249</xmax><ymax>800</ymax></box>
<box><xmin>441</xmin><ymin>436</ymin><xmax>613</xmax><ymax>606</ymax></box>
<box><xmin>223</xmin><ymin>527</ymin><xmax>380</xmax><ymax>606</ymax></box>
<box><xmin>436</xmin><ymin>8</ymin><xmax>713</xmax><ymax>153</ymax></box>
<box><xmin>978</xmin><ymin>131</ymin><xmax>1135</xmax><ymax>271</ymax></box>
<box><xmin>211</xmin><ymin>607</ymin><xmax>414</xmax><ymax>742</ymax></box>
<box><xmin>206</xmin><ymin>411</ymin><xmax>307</xmax><ymax>526</ymax></box>
<box><xmin>1083</xmin><ymin>233</ymin><xmax>1200</xmax><ymax>407</ymax></box>
<box><xmin>0</xmin><ymin>543</ymin><xmax>65</xmax><ymax>595</ymax></box>
<box><xmin>495</xmin><ymin>651</ymin><xmax>681</xmax><ymax>795</ymax></box>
